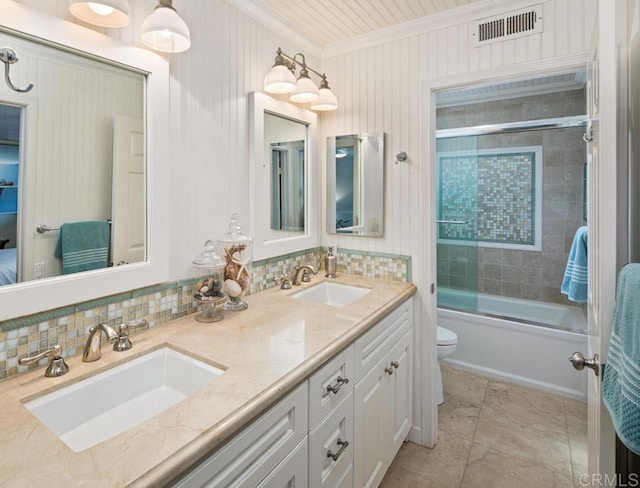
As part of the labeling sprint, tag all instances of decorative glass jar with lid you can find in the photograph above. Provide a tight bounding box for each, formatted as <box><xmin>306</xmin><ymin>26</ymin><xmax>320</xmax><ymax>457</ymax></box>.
<box><xmin>192</xmin><ymin>240</ymin><xmax>227</xmax><ymax>322</ymax></box>
<box><xmin>216</xmin><ymin>213</ymin><xmax>253</xmax><ymax>311</ymax></box>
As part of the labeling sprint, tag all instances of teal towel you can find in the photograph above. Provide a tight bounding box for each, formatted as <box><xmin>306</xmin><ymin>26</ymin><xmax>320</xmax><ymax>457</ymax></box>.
<box><xmin>54</xmin><ymin>221</ymin><xmax>110</xmax><ymax>274</ymax></box>
<box><xmin>603</xmin><ymin>263</ymin><xmax>640</xmax><ymax>455</ymax></box>
<box><xmin>561</xmin><ymin>226</ymin><xmax>588</xmax><ymax>303</ymax></box>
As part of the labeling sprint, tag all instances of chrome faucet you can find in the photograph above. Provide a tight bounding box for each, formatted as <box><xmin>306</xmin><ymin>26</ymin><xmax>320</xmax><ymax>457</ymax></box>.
<box><xmin>82</xmin><ymin>323</ymin><xmax>119</xmax><ymax>362</ymax></box>
<box><xmin>292</xmin><ymin>264</ymin><xmax>318</xmax><ymax>285</ymax></box>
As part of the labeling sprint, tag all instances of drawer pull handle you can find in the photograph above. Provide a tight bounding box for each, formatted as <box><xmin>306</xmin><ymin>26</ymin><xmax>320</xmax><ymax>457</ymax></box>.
<box><xmin>385</xmin><ymin>366</ymin><xmax>394</xmax><ymax>375</ymax></box>
<box><xmin>326</xmin><ymin>376</ymin><xmax>349</xmax><ymax>394</ymax></box>
<box><xmin>391</xmin><ymin>361</ymin><xmax>400</xmax><ymax>369</ymax></box>
<box><xmin>327</xmin><ymin>438</ymin><xmax>349</xmax><ymax>461</ymax></box>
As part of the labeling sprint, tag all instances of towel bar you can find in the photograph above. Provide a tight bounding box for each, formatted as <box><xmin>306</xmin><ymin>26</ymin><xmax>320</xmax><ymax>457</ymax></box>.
<box><xmin>37</xmin><ymin>220</ymin><xmax>111</xmax><ymax>234</ymax></box>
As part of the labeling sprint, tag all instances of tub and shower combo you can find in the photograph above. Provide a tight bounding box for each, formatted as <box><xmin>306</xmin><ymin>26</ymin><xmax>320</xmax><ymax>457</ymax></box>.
<box><xmin>435</xmin><ymin>81</ymin><xmax>589</xmax><ymax>400</ymax></box>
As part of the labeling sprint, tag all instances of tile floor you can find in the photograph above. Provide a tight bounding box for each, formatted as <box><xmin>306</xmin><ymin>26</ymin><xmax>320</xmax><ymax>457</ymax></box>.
<box><xmin>381</xmin><ymin>364</ymin><xmax>588</xmax><ymax>488</ymax></box>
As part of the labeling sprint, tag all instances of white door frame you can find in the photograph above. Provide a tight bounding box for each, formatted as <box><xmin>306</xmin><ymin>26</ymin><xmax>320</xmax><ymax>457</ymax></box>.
<box><xmin>419</xmin><ymin>53</ymin><xmax>591</xmax><ymax>447</ymax></box>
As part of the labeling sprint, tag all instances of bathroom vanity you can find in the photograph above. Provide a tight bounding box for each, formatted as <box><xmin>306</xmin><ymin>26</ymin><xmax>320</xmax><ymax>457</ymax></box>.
<box><xmin>0</xmin><ymin>275</ymin><xmax>415</xmax><ymax>487</ymax></box>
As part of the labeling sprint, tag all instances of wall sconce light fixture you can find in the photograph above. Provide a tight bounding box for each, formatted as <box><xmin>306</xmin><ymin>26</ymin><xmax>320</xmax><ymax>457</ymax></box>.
<box><xmin>68</xmin><ymin>0</ymin><xmax>130</xmax><ymax>27</ymax></box>
<box><xmin>141</xmin><ymin>0</ymin><xmax>191</xmax><ymax>53</ymax></box>
<box><xmin>264</xmin><ymin>48</ymin><xmax>338</xmax><ymax>111</ymax></box>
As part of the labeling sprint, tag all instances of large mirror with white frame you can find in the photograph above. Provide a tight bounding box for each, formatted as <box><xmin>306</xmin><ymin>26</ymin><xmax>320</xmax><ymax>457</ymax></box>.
<box><xmin>326</xmin><ymin>132</ymin><xmax>385</xmax><ymax>237</ymax></box>
<box><xmin>0</xmin><ymin>1</ymin><xmax>169</xmax><ymax>320</ymax></box>
<box><xmin>249</xmin><ymin>92</ymin><xmax>319</xmax><ymax>260</ymax></box>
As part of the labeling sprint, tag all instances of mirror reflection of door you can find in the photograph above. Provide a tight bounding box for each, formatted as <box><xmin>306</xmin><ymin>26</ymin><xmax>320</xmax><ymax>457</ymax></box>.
<box><xmin>327</xmin><ymin>132</ymin><xmax>383</xmax><ymax>237</ymax></box>
<box><xmin>335</xmin><ymin>137</ymin><xmax>361</xmax><ymax>232</ymax></box>
<box><xmin>263</xmin><ymin>112</ymin><xmax>307</xmax><ymax>241</ymax></box>
<box><xmin>112</xmin><ymin>116</ymin><xmax>145</xmax><ymax>266</ymax></box>
<box><xmin>270</xmin><ymin>140</ymin><xmax>304</xmax><ymax>231</ymax></box>
<box><xmin>0</xmin><ymin>103</ymin><xmax>20</xmax><ymax>286</ymax></box>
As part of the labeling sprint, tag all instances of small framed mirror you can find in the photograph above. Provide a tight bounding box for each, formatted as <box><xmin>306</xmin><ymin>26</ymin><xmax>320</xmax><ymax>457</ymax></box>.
<box><xmin>326</xmin><ymin>132</ymin><xmax>384</xmax><ymax>237</ymax></box>
<box><xmin>249</xmin><ymin>92</ymin><xmax>319</xmax><ymax>260</ymax></box>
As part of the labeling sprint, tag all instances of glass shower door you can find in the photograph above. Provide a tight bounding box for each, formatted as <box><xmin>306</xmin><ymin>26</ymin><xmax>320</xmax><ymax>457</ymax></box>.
<box><xmin>436</xmin><ymin>135</ymin><xmax>479</xmax><ymax>312</ymax></box>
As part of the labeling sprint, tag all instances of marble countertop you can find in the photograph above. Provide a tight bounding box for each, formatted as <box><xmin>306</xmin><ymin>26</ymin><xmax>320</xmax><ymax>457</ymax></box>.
<box><xmin>0</xmin><ymin>275</ymin><xmax>415</xmax><ymax>487</ymax></box>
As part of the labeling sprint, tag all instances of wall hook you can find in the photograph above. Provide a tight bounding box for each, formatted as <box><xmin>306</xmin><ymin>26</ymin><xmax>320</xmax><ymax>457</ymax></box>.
<box><xmin>395</xmin><ymin>151</ymin><xmax>408</xmax><ymax>164</ymax></box>
<box><xmin>0</xmin><ymin>48</ymin><xmax>34</xmax><ymax>93</ymax></box>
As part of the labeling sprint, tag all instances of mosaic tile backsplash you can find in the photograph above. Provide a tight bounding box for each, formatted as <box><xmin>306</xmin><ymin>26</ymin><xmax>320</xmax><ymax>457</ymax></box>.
<box><xmin>438</xmin><ymin>148</ymin><xmax>538</xmax><ymax>246</ymax></box>
<box><xmin>0</xmin><ymin>247</ymin><xmax>410</xmax><ymax>380</ymax></box>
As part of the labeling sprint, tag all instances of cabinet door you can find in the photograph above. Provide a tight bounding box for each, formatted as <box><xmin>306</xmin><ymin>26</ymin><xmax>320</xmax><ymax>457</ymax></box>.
<box><xmin>309</xmin><ymin>390</ymin><xmax>354</xmax><ymax>488</ymax></box>
<box><xmin>172</xmin><ymin>384</ymin><xmax>308</xmax><ymax>488</ymax></box>
<box><xmin>387</xmin><ymin>329</ymin><xmax>413</xmax><ymax>459</ymax></box>
<box><xmin>353</xmin><ymin>299</ymin><xmax>411</xmax><ymax>381</ymax></box>
<box><xmin>353</xmin><ymin>358</ymin><xmax>388</xmax><ymax>488</ymax></box>
<box><xmin>256</xmin><ymin>438</ymin><xmax>308</xmax><ymax>488</ymax></box>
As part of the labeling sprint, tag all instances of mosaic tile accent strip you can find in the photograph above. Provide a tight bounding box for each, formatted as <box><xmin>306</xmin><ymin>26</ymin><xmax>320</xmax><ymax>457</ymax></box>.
<box><xmin>438</xmin><ymin>147</ymin><xmax>541</xmax><ymax>246</ymax></box>
<box><xmin>0</xmin><ymin>247</ymin><xmax>411</xmax><ymax>380</ymax></box>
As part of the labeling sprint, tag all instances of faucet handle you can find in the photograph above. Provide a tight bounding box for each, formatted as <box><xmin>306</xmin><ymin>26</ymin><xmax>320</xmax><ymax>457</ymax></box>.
<box><xmin>113</xmin><ymin>319</ymin><xmax>148</xmax><ymax>352</ymax></box>
<box><xmin>19</xmin><ymin>345</ymin><xmax>69</xmax><ymax>377</ymax></box>
<box><xmin>273</xmin><ymin>275</ymin><xmax>292</xmax><ymax>289</ymax></box>
<box><xmin>301</xmin><ymin>270</ymin><xmax>312</xmax><ymax>282</ymax></box>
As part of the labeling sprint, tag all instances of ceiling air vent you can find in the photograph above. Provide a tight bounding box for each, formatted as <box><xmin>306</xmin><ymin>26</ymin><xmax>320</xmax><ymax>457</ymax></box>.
<box><xmin>471</xmin><ymin>5</ymin><xmax>543</xmax><ymax>47</ymax></box>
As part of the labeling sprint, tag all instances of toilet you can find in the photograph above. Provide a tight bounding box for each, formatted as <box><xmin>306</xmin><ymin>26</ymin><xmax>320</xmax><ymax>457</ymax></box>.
<box><xmin>436</xmin><ymin>326</ymin><xmax>458</xmax><ymax>405</ymax></box>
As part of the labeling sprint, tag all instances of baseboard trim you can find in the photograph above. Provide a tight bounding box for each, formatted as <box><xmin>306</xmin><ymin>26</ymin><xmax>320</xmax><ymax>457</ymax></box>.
<box><xmin>442</xmin><ymin>358</ymin><xmax>587</xmax><ymax>401</ymax></box>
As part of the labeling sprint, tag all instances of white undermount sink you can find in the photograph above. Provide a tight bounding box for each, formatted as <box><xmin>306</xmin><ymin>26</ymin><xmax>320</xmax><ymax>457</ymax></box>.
<box><xmin>291</xmin><ymin>281</ymin><xmax>371</xmax><ymax>306</ymax></box>
<box><xmin>23</xmin><ymin>347</ymin><xmax>224</xmax><ymax>452</ymax></box>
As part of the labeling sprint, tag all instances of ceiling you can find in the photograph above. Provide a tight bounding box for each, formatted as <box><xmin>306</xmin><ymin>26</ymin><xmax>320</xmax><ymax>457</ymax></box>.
<box><xmin>240</xmin><ymin>0</ymin><xmax>486</xmax><ymax>47</ymax></box>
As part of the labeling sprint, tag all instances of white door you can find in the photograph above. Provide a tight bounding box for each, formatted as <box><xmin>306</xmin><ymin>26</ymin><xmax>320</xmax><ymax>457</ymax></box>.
<box><xmin>111</xmin><ymin>116</ymin><xmax>145</xmax><ymax>265</ymax></box>
<box><xmin>574</xmin><ymin>0</ymin><xmax>619</xmax><ymax>477</ymax></box>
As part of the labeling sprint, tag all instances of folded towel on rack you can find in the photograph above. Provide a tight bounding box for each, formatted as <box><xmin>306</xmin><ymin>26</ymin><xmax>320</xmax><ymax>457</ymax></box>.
<box><xmin>54</xmin><ymin>221</ymin><xmax>110</xmax><ymax>275</ymax></box>
<box><xmin>561</xmin><ymin>226</ymin><xmax>588</xmax><ymax>303</ymax></box>
<box><xmin>603</xmin><ymin>263</ymin><xmax>640</xmax><ymax>455</ymax></box>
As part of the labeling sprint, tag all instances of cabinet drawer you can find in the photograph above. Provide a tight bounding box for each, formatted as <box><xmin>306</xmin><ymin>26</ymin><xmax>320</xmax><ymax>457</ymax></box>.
<box><xmin>308</xmin><ymin>345</ymin><xmax>354</xmax><ymax>428</ymax></box>
<box><xmin>309</xmin><ymin>390</ymin><xmax>354</xmax><ymax>488</ymax></box>
<box><xmin>354</xmin><ymin>298</ymin><xmax>412</xmax><ymax>380</ymax></box>
<box><xmin>172</xmin><ymin>382</ymin><xmax>308</xmax><ymax>488</ymax></box>
<box><xmin>256</xmin><ymin>438</ymin><xmax>308</xmax><ymax>488</ymax></box>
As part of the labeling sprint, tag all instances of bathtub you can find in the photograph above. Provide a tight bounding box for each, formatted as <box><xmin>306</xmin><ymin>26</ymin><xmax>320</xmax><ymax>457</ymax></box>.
<box><xmin>437</xmin><ymin>288</ymin><xmax>588</xmax><ymax>400</ymax></box>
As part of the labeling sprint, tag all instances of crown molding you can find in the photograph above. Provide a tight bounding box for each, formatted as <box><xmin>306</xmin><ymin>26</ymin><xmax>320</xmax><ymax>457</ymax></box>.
<box><xmin>224</xmin><ymin>0</ymin><xmax>323</xmax><ymax>58</ymax></box>
<box><xmin>322</xmin><ymin>0</ymin><xmax>549</xmax><ymax>59</ymax></box>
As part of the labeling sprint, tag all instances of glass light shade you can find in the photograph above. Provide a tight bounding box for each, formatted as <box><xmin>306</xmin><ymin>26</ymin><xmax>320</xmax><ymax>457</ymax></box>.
<box><xmin>290</xmin><ymin>76</ymin><xmax>319</xmax><ymax>103</ymax></box>
<box><xmin>68</xmin><ymin>0</ymin><xmax>130</xmax><ymax>27</ymax></box>
<box><xmin>310</xmin><ymin>87</ymin><xmax>338</xmax><ymax>111</ymax></box>
<box><xmin>141</xmin><ymin>4</ymin><xmax>191</xmax><ymax>53</ymax></box>
<box><xmin>264</xmin><ymin>65</ymin><xmax>297</xmax><ymax>94</ymax></box>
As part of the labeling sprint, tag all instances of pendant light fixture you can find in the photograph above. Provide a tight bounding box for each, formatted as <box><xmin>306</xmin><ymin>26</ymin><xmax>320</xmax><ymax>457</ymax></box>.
<box><xmin>141</xmin><ymin>0</ymin><xmax>191</xmax><ymax>53</ymax></box>
<box><xmin>263</xmin><ymin>47</ymin><xmax>338</xmax><ymax>111</ymax></box>
<box><xmin>68</xmin><ymin>0</ymin><xmax>130</xmax><ymax>27</ymax></box>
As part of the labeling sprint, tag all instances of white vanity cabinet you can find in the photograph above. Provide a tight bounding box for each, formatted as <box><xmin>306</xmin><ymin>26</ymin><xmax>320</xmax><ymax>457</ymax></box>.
<box><xmin>353</xmin><ymin>301</ymin><xmax>414</xmax><ymax>488</ymax></box>
<box><xmin>172</xmin><ymin>297</ymin><xmax>413</xmax><ymax>488</ymax></box>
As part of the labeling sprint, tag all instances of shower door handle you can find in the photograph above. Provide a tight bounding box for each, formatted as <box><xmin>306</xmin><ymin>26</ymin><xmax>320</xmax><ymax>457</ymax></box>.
<box><xmin>569</xmin><ymin>352</ymin><xmax>600</xmax><ymax>376</ymax></box>
<box><xmin>436</xmin><ymin>220</ymin><xmax>469</xmax><ymax>225</ymax></box>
